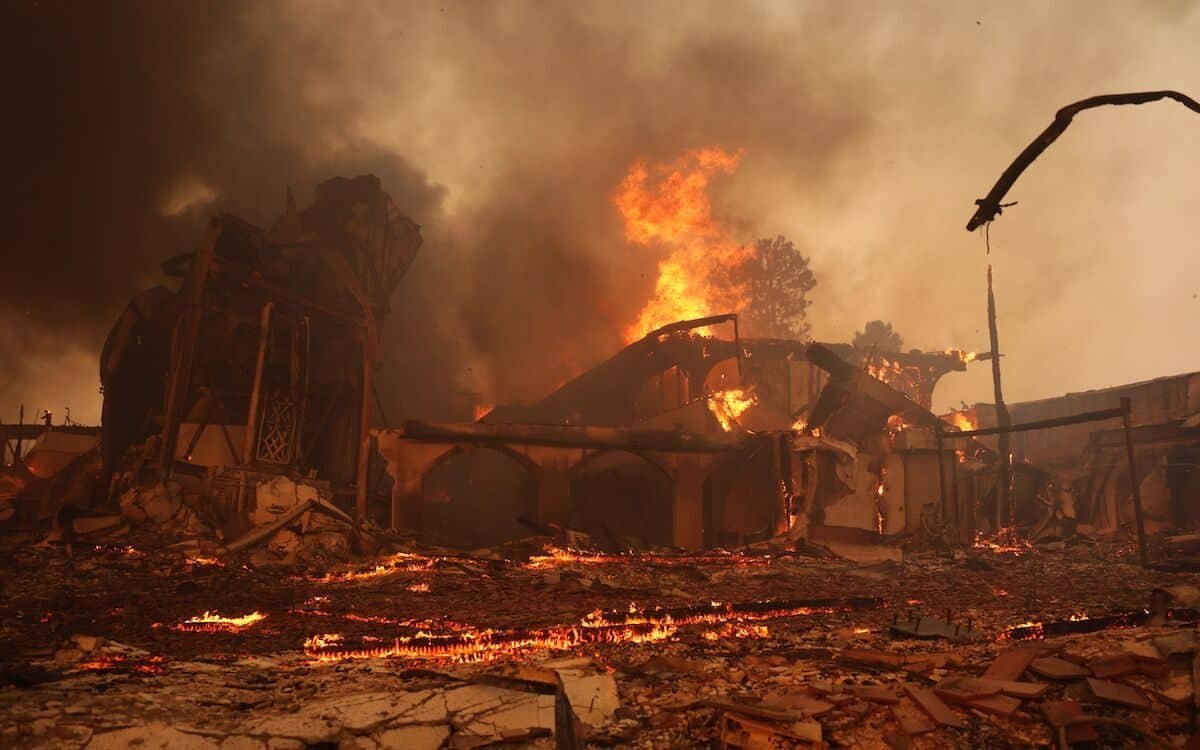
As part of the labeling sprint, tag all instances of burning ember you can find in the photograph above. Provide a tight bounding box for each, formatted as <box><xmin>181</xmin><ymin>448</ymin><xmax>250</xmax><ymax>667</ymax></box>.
<box><xmin>74</xmin><ymin>655</ymin><xmax>167</xmax><ymax>674</ymax></box>
<box><xmin>973</xmin><ymin>529</ymin><xmax>1031</xmax><ymax>556</ymax></box>
<box><xmin>186</xmin><ymin>555</ymin><xmax>222</xmax><ymax>566</ymax></box>
<box><xmin>173</xmin><ymin>610</ymin><xmax>267</xmax><ymax>633</ymax></box>
<box><xmin>614</xmin><ymin>148</ymin><xmax>753</xmax><ymax>341</ymax></box>
<box><xmin>707</xmin><ymin>387</ymin><xmax>757</xmax><ymax>431</ymax></box>
<box><xmin>525</xmin><ymin>546</ymin><xmax>774</xmax><ymax>569</ymax></box>
<box><xmin>309</xmin><ymin>552</ymin><xmax>437</xmax><ymax>583</ymax></box>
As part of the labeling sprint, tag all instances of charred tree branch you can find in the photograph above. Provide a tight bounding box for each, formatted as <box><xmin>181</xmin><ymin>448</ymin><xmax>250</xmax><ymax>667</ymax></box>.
<box><xmin>966</xmin><ymin>90</ymin><xmax>1200</xmax><ymax>231</ymax></box>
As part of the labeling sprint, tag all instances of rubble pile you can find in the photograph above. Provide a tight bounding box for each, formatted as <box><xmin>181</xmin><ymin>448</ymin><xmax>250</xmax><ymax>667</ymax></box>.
<box><xmin>3</xmin><ymin>531</ymin><xmax>1200</xmax><ymax>749</ymax></box>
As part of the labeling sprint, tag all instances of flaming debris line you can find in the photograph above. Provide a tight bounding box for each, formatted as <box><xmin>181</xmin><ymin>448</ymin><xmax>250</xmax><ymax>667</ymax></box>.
<box><xmin>172</xmin><ymin>610</ymin><xmax>267</xmax><ymax>633</ymax></box>
<box><xmin>303</xmin><ymin>596</ymin><xmax>884</xmax><ymax>663</ymax></box>
<box><xmin>524</xmin><ymin>546</ymin><xmax>774</xmax><ymax>569</ymax></box>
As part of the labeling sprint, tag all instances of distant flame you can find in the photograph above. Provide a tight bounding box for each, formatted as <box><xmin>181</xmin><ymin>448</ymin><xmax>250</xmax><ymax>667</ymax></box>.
<box><xmin>615</xmin><ymin>148</ymin><xmax>753</xmax><ymax>342</ymax></box>
<box><xmin>707</xmin><ymin>387</ymin><xmax>757</xmax><ymax>431</ymax></box>
<box><xmin>943</xmin><ymin>349</ymin><xmax>978</xmax><ymax>364</ymax></box>
<box><xmin>944</xmin><ymin>409</ymin><xmax>978</xmax><ymax>432</ymax></box>
<box><xmin>473</xmin><ymin>403</ymin><xmax>493</xmax><ymax>421</ymax></box>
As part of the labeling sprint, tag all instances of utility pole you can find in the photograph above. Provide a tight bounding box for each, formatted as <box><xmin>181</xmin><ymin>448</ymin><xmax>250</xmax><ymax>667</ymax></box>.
<box><xmin>987</xmin><ymin>265</ymin><xmax>1012</xmax><ymax>532</ymax></box>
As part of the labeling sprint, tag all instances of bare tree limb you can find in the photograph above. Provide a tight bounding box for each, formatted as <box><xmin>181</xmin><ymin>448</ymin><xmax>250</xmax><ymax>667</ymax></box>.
<box><xmin>966</xmin><ymin>90</ymin><xmax>1200</xmax><ymax>232</ymax></box>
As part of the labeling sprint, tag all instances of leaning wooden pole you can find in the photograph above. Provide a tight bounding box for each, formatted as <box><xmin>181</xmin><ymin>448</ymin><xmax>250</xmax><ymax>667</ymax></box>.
<box><xmin>986</xmin><ymin>265</ymin><xmax>1013</xmax><ymax>532</ymax></box>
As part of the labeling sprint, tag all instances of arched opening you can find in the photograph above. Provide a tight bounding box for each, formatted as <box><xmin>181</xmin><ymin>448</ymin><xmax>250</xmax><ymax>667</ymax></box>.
<box><xmin>569</xmin><ymin>450</ymin><xmax>673</xmax><ymax>549</ymax></box>
<box><xmin>703</xmin><ymin>448</ymin><xmax>777</xmax><ymax>547</ymax></box>
<box><xmin>421</xmin><ymin>447</ymin><xmax>537</xmax><ymax>548</ymax></box>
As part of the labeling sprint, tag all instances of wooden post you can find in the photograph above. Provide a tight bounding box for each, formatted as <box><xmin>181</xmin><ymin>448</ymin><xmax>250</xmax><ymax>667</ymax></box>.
<box><xmin>159</xmin><ymin>222</ymin><xmax>221</xmax><ymax>477</ymax></box>
<box><xmin>13</xmin><ymin>404</ymin><xmax>24</xmax><ymax>464</ymax></box>
<box><xmin>936</xmin><ymin>428</ymin><xmax>949</xmax><ymax>555</ymax></box>
<box><xmin>318</xmin><ymin>248</ymin><xmax>376</xmax><ymax>524</ymax></box>
<box><xmin>986</xmin><ymin>265</ymin><xmax>1012</xmax><ymax>531</ymax></box>
<box><xmin>357</xmin><ymin>322</ymin><xmax>376</xmax><ymax>523</ymax></box>
<box><xmin>1121</xmin><ymin>396</ymin><xmax>1149</xmax><ymax>567</ymax></box>
<box><xmin>242</xmin><ymin>302</ymin><xmax>273</xmax><ymax>464</ymax></box>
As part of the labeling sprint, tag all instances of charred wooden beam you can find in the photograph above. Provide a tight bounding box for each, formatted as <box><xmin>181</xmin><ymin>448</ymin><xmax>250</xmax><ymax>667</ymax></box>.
<box><xmin>940</xmin><ymin>406</ymin><xmax>1124</xmax><ymax>439</ymax></box>
<box><xmin>159</xmin><ymin>221</ymin><xmax>222</xmax><ymax>478</ymax></box>
<box><xmin>392</xmin><ymin>420</ymin><xmax>751</xmax><ymax>453</ymax></box>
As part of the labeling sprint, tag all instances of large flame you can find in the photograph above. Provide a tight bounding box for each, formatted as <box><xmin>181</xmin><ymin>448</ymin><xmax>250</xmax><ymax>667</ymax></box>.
<box><xmin>707</xmin><ymin>387</ymin><xmax>757</xmax><ymax>431</ymax></box>
<box><xmin>614</xmin><ymin>148</ymin><xmax>753</xmax><ymax>341</ymax></box>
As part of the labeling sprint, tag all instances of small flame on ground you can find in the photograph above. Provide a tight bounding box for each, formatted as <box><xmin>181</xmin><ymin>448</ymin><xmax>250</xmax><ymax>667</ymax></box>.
<box><xmin>524</xmin><ymin>546</ymin><xmax>772</xmax><ymax>569</ymax></box>
<box><xmin>174</xmin><ymin>611</ymin><xmax>267</xmax><ymax>633</ymax></box>
<box><xmin>309</xmin><ymin>552</ymin><xmax>437</xmax><ymax>583</ymax></box>
<box><xmin>973</xmin><ymin>529</ymin><xmax>1031</xmax><ymax>556</ymax></box>
<box><xmin>407</xmin><ymin>583</ymin><xmax>431</xmax><ymax>593</ymax></box>
<box><xmin>186</xmin><ymin>555</ymin><xmax>222</xmax><ymax>566</ymax></box>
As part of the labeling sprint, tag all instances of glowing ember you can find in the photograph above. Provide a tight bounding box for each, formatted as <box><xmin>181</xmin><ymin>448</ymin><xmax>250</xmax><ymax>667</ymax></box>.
<box><xmin>614</xmin><ymin>148</ymin><xmax>753</xmax><ymax>341</ymax></box>
<box><xmin>74</xmin><ymin>655</ymin><xmax>167</xmax><ymax>674</ymax></box>
<box><xmin>973</xmin><ymin>529</ymin><xmax>1031</xmax><ymax>556</ymax></box>
<box><xmin>186</xmin><ymin>555</ymin><xmax>222</xmax><ymax>566</ymax></box>
<box><xmin>524</xmin><ymin>546</ymin><xmax>773</xmax><ymax>569</ymax></box>
<box><xmin>407</xmin><ymin>583</ymin><xmax>431</xmax><ymax>593</ymax></box>
<box><xmin>174</xmin><ymin>610</ymin><xmax>267</xmax><ymax>633</ymax></box>
<box><xmin>995</xmin><ymin>610</ymin><xmax>1166</xmax><ymax>642</ymax></box>
<box><xmin>707</xmin><ymin>387</ymin><xmax>757</xmax><ymax>431</ymax></box>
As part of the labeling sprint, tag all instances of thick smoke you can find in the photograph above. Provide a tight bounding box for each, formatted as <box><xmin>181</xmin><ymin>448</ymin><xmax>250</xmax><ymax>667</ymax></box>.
<box><xmin>4</xmin><ymin>1</ymin><xmax>1200</xmax><ymax>424</ymax></box>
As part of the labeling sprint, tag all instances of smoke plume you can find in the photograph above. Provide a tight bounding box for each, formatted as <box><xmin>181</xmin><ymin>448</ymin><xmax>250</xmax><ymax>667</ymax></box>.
<box><xmin>3</xmin><ymin>1</ymin><xmax>1199</xmax><ymax>424</ymax></box>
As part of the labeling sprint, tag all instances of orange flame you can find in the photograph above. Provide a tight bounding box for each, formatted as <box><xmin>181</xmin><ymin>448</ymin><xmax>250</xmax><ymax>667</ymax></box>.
<box><xmin>943</xmin><ymin>348</ymin><xmax>978</xmax><ymax>364</ymax></box>
<box><xmin>614</xmin><ymin>148</ymin><xmax>752</xmax><ymax>342</ymax></box>
<box><xmin>707</xmin><ymin>387</ymin><xmax>757</xmax><ymax>431</ymax></box>
<box><xmin>945</xmin><ymin>409</ymin><xmax>978</xmax><ymax>432</ymax></box>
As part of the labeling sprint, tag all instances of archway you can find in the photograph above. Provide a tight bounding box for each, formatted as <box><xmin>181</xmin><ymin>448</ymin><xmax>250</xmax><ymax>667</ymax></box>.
<box><xmin>569</xmin><ymin>450</ymin><xmax>673</xmax><ymax>549</ymax></box>
<box><xmin>421</xmin><ymin>446</ymin><xmax>537</xmax><ymax>548</ymax></box>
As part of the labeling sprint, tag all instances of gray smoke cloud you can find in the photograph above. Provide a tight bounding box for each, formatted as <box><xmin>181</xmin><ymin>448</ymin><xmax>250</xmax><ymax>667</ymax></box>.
<box><xmin>3</xmin><ymin>0</ymin><xmax>1199</xmax><ymax>425</ymax></box>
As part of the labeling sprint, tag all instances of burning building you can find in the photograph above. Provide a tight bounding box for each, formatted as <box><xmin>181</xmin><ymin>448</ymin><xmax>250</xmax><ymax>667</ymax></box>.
<box><xmin>374</xmin><ymin>313</ymin><xmax>982</xmax><ymax>553</ymax></box>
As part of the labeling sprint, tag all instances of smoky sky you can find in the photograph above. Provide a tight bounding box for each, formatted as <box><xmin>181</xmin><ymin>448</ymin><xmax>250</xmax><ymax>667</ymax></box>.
<box><xmin>3</xmin><ymin>1</ymin><xmax>1199</xmax><ymax>425</ymax></box>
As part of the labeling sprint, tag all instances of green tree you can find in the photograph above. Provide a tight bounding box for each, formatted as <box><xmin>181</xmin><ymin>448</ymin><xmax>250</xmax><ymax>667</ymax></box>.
<box><xmin>852</xmin><ymin>320</ymin><xmax>904</xmax><ymax>352</ymax></box>
<box><xmin>731</xmin><ymin>235</ymin><xmax>817</xmax><ymax>340</ymax></box>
